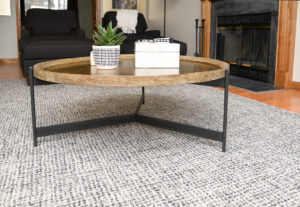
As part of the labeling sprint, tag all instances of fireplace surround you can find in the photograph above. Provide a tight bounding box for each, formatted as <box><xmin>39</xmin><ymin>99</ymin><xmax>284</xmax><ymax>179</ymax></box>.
<box><xmin>210</xmin><ymin>0</ymin><xmax>279</xmax><ymax>84</ymax></box>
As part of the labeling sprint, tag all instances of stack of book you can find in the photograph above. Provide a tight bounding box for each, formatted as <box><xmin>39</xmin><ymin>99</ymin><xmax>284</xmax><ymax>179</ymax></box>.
<box><xmin>135</xmin><ymin>38</ymin><xmax>180</xmax><ymax>68</ymax></box>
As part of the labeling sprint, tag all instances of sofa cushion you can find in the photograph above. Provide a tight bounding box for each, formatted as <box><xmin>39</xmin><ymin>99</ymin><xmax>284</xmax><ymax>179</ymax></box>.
<box><xmin>26</xmin><ymin>9</ymin><xmax>78</xmax><ymax>36</ymax></box>
<box><xmin>120</xmin><ymin>42</ymin><xmax>135</xmax><ymax>54</ymax></box>
<box><xmin>22</xmin><ymin>36</ymin><xmax>92</xmax><ymax>59</ymax></box>
<box><xmin>173</xmin><ymin>40</ymin><xmax>188</xmax><ymax>56</ymax></box>
<box><xmin>20</xmin><ymin>35</ymin><xmax>85</xmax><ymax>51</ymax></box>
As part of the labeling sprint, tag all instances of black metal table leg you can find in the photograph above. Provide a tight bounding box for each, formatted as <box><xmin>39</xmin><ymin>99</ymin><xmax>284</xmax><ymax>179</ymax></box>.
<box><xmin>29</xmin><ymin>73</ymin><xmax>229</xmax><ymax>152</ymax></box>
<box><xmin>142</xmin><ymin>87</ymin><xmax>145</xmax><ymax>105</ymax></box>
<box><xmin>29</xmin><ymin>67</ymin><xmax>38</xmax><ymax>147</ymax></box>
<box><xmin>222</xmin><ymin>70</ymin><xmax>229</xmax><ymax>152</ymax></box>
<box><xmin>135</xmin><ymin>90</ymin><xmax>144</xmax><ymax>116</ymax></box>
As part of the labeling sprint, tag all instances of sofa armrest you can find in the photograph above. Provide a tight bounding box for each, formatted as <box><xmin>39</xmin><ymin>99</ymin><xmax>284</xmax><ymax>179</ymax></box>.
<box><xmin>173</xmin><ymin>40</ymin><xmax>187</xmax><ymax>56</ymax></box>
<box><xmin>19</xmin><ymin>29</ymin><xmax>32</xmax><ymax>52</ymax></box>
<box><xmin>21</xmin><ymin>29</ymin><xmax>32</xmax><ymax>39</ymax></box>
<box><xmin>142</xmin><ymin>30</ymin><xmax>161</xmax><ymax>39</ymax></box>
<box><xmin>71</xmin><ymin>29</ymin><xmax>86</xmax><ymax>38</ymax></box>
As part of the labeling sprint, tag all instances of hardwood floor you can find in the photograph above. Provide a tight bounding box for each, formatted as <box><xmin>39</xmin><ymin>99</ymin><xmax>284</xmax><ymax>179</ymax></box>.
<box><xmin>227</xmin><ymin>87</ymin><xmax>300</xmax><ymax>114</ymax></box>
<box><xmin>0</xmin><ymin>61</ymin><xmax>23</xmax><ymax>80</ymax></box>
<box><xmin>1</xmin><ymin>62</ymin><xmax>300</xmax><ymax>114</ymax></box>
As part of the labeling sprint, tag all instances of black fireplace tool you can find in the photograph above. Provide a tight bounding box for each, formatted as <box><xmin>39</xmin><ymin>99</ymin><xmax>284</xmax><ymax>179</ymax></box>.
<box><xmin>194</xmin><ymin>19</ymin><xmax>205</xmax><ymax>57</ymax></box>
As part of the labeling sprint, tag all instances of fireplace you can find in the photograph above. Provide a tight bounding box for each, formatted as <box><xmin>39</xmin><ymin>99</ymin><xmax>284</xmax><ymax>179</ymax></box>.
<box><xmin>216</xmin><ymin>13</ymin><xmax>271</xmax><ymax>82</ymax></box>
<box><xmin>210</xmin><ymin>0</ymin><xmax>279</xmax><ymax>84</ymax></box>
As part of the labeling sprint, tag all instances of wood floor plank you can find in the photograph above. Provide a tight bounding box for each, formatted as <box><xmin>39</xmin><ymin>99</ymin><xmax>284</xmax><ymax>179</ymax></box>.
<box><xmin>0</xmin><ymin>62</ymin><xmax>23</xmax><ymax>80</ymax></box>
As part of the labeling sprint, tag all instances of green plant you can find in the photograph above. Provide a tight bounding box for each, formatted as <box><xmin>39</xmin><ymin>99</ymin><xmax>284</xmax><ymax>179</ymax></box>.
<box><xmin>93</xmin><ymin>22</ymin><xmax>127</xmax><ymax>46</ymax></box>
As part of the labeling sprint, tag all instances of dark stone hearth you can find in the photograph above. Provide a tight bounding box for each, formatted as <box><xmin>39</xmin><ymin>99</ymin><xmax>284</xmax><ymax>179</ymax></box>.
<box><xmin>211</xmin><ymin>0</ymin><xmax>279</xmax><ymax>84</ymax></box>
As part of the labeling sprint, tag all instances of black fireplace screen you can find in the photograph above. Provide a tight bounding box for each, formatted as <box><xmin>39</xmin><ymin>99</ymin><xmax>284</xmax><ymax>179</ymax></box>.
<box><xmin>216</xmin><ymin>13</ymin><xmax>271</xmax><ymax>70</ymax></box>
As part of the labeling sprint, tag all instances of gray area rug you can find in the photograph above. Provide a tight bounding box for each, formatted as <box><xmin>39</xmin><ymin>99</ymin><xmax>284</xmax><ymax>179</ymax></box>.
<box><xmin>0</xmin><ymin>79</ymin><xmax>300</xmax><ymax>206</ymax></box>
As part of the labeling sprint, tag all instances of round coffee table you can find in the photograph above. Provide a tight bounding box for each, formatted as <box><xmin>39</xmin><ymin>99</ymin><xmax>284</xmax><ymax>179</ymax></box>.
<box><xmin>30</xmin><ymin>55</ymin><xmax>230</xmax><ymax>151</ymax></box>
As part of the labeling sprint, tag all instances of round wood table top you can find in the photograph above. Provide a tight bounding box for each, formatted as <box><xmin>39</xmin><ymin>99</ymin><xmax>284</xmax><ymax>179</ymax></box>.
<box><xmin>33</xmin><ymin>55</ymin><xmax>229</xmax><ymax>87</ymax></box>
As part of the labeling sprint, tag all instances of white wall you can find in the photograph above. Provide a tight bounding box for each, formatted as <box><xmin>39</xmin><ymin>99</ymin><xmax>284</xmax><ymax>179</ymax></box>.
<box><xmin>166</xmin><ymin>0</ymin><xmax>201</xmax><ymax>56</ymax></box>
<box><xmin>78</xmin><ymin>0</ymin><xmax>93</xmax><ymax>39</ymax></box>
<box><xmin>293</xmin><ymin>2</ymin><xmax>300</xmax><ymax>82</ymax></box>
<box><xmin>148</xmin><ymin>0</ymin><xmax>201</xmax><ymax>56</ymax></box>
<box><xmin>147</xmin><ymin>0</ymin><xmax>164</xmax><ymax>32</ymax></box>
<box><xmin>0</xmin><ymin>0</ymin><xmax>18</xmax><ymax>59</ymax></box>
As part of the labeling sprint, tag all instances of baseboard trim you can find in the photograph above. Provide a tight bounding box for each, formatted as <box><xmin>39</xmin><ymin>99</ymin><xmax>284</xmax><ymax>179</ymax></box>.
<box><xmin>0</xmin><ymin>58</ymin><xmax>18</xmax><ymax>64</ymax></box>
<box><xmin>292</xmin><ymin>81</ymin><xmax>300</xmax><ymax>90</ymax></box>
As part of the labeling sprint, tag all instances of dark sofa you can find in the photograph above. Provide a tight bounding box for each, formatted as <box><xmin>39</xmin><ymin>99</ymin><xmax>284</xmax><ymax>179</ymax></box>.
<box><xmin>19</xmin><ymin>9</ymin><xmax>92</xmax><ymax>83</ymax></box>
<box><xmin>102</xmin><ymin>11</ymin><xmax>187</xmax><ymax>55</ymax></box>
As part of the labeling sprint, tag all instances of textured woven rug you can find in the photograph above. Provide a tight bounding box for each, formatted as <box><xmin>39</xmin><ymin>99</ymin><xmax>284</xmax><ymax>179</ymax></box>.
<box><xmin>0</xmin><ymin>79</ymin><xmax>300</xmax><ymax>206</ymax></box>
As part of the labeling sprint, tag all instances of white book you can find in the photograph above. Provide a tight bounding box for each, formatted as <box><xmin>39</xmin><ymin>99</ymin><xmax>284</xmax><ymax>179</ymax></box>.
<box><xmin>135</xmin><ymin>42</ymin><xmax>180</xmax><ymax>68</ymax></box>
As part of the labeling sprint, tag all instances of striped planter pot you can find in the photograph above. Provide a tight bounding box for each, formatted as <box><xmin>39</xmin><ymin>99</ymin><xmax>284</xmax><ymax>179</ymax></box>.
<box><xmin>92</xmin><ymin>45</ymin><xmax>120</xmax><ymax>69</ymax></box>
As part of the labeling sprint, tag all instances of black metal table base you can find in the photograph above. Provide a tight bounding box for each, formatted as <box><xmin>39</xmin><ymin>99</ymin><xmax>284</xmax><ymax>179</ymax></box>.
<box><xmin>29</xmin><ymin>67</ymin><xmax>229</xmax><ymax>152</ymax></box>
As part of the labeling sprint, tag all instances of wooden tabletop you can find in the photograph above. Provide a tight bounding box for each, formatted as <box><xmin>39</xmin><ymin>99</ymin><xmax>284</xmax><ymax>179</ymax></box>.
<box><xmin>34</xmin><ymin>55</ymin><xmax>229</xmax><ymax>87</ymax></box>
